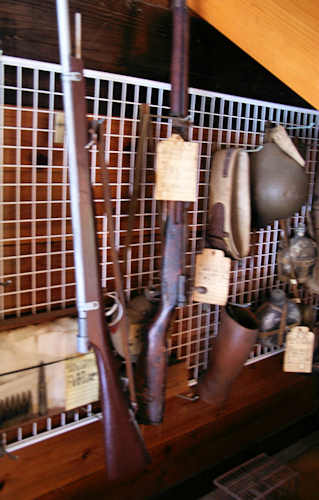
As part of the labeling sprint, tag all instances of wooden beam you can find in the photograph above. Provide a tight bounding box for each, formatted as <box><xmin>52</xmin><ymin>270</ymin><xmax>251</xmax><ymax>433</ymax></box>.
<box><xmin>187</xmin><ymin>0</ymin><xmax>319</xmax><ymax>109</ymax></box>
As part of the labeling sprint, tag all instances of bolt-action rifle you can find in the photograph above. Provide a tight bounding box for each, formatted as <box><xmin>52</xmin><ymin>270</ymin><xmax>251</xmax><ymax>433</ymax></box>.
<box><xmin>56</xmin><ymin>0</ymin><xmax>149</xmax><ymax>480</ymax></box>
<box><xmin>135</xmin><ymin>0</ymin><xmax>190</xmax><ymax>425</ymax></box>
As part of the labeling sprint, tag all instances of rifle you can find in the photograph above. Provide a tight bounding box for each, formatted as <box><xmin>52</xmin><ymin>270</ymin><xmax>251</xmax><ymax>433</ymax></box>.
<box><xmin>135</xmin><ymin>0</ymin><xmax>190</xmax><ymax>425</ymax></box>
<box><xmin>56</xmin><ymin>0</ymin><xmax>149</xmax><ymax>480</ymax></box>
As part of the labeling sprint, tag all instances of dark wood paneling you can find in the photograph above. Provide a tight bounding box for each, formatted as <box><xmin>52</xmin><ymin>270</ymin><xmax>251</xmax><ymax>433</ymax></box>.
<box><xmin>0</xmin><ymin>0</ymin><xmax>311</xmax><ymax>107</ymax></box>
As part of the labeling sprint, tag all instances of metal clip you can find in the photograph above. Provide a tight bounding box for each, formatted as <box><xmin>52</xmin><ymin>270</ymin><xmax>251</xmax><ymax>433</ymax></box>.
<box><xmin>78</xmin><ymin>301</ymin><xmax>99</xmax><ymax>312</ymax></box>
<box><xmin>243</xmin><ymin>145</ymin><xmax>264</xmax><ymax>153</ymax></box>
<box><xmin>62</xmin><ymin>72</ymin><xmax>81</xmax><ymax>82</ymax></box>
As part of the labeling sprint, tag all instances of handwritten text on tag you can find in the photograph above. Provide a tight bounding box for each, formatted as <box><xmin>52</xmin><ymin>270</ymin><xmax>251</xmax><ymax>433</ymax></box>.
<box><xmin>283</xmin><ymin>326</ymin><xmax>314</xmax><ymax>373</ymax></box>
<box><xmin>65</xmin><ymin>353</ymin><xmax>99</xmax><ymax>411</ymax></box>
<box><xmin>154</xmin><ymin>134</ymin><xmax>198</xmax><ymax>201</ymax></box>
<box><xmin>193</xmin><ymin>249</ymin><xmax>231</xmax><ymax>306</ymax></box>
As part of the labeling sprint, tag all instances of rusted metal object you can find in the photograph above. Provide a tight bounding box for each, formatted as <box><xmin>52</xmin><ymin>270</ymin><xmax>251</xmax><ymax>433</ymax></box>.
<box><xmin>278</xmin><ymin>224</ymin><xmax>317</xmax><ymax>284</ymax></box>
<box><xmin>250</xmin><ymin>142</ymin><xmax>308</xmax><ymax>228</ymax></box>
<box><xmin>135</xmin><ymin>0</ymin><xmax>189</xmax><ymax>425</ymax></box>
<box><xmin>256</xmin><ymin>289</ymin><xmax>301</xmax><ymax>348</ymax></box>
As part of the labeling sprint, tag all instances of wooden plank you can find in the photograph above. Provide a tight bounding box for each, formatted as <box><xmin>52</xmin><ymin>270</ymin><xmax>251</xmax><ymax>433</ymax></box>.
<box><xmin>187</xmin><ymin>0</ymin><xmax>319</xmax><ymax>109</ymax></box>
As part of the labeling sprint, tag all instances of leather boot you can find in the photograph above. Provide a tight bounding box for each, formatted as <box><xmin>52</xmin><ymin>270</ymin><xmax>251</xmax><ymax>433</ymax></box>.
<box><xmin>198</xmin><ymin>304</ymin><xmax>259</xmax><ymax>406</ymax></box>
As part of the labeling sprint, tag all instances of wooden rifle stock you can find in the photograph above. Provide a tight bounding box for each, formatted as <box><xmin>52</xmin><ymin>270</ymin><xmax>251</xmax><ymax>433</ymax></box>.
<box><xmin>56</xmin><ymin>0</ymin><xmax>149</xmax><ymax>480</ymax></box>
<box><xmin>135</xmin><ymin>0</ymin><xmax>190</xmax><ymax>425</ymax></box>
<box><xmin>136</xmin><ymin>204</ymin><xmax>186</xmax><ymax>423</ymax></box>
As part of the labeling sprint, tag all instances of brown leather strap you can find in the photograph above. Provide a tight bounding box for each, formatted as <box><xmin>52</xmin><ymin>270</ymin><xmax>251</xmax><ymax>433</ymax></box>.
<box><xmin>206</xmin><ymin>202</ymin><xmax>228</xmax><ymax>253</ymax></box>
<box><xmin>98</xmin><ymin>123</ymin><xmax>137</xmax><ymax>410</ymax></box>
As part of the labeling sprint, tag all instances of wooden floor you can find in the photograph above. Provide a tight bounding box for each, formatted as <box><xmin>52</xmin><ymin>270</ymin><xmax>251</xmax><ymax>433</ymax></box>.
<box><xmin>289</xmin><ymin>442</ymin><xmax>319</xmax><ymax>500</ymax></box>
<box><xmin>199</xmin><ymin>430</ymin><xmax>319</xmax><ymax>500</ymax></box>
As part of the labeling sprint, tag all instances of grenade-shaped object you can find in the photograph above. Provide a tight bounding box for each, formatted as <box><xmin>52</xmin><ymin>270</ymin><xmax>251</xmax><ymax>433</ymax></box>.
<box><xmin>255</xmin><ymin>289</ymin><xmax>301</xmax><ymax>347</ymax></box>
<box><xmin>278</xmin><ymin>224</ymin><xmax>317</xmax><ymax>284</ymax></box>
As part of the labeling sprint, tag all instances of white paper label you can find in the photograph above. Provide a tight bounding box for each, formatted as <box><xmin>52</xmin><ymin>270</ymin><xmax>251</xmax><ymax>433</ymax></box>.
<box><xmin>54</xmin><ymin>112</ymin><xmax>65</xmax><ymax>143</ymax></box>
<box><xmin>192</xmin><ymin>249</ymin><xmax>231</xmax><ymax>306</ymax></box>
<box><xmin>65</xmin><ymin>353</ymin><xmax>99</xmax><ymax>411</ymax></box>
<box><xmin>154</xmin><ymin>134</ymin><xmax>198</xmax><ymax>201</ymax></box>
<box><xmin>283</xmin><ymin>326</ymin><xmax>314</xmax><ymax>373</ymax></box>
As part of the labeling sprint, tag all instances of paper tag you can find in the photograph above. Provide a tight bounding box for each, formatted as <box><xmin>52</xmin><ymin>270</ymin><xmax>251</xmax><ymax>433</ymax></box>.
<box><xmin>65</xmin><ymin>352</ymin><xmax>99</xmax><ymax>411</ymax></box>
<box><xmin>54</xmin><ymin>112</ymin><xmax>65</xmax><ymax>143</ymax></box>
<box><xmin>192</xmin><ymin>249</ymin><xmax>231</xmax><ymax>305</ymax></box>
<box><xmin>154</xmin><ymin>134</ymin><xmax>198</xmax><ymax>201</ymax></box>
<box><xmin>283</xmin><ymin>326</ymin><xmax>314</xmax><ymax>373</ymax></box>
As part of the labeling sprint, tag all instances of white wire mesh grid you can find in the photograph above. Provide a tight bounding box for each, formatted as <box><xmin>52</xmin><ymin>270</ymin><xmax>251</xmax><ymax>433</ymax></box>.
<box><xmin>1</xmin><ymin>55</ymin><xmax>319</xmax><ymax>449</ymax></box>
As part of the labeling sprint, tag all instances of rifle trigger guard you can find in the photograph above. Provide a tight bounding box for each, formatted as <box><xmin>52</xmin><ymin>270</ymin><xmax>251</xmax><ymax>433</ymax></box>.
<box><xmin>62</xmin><ymin>71</ymin><xmax>82</xmax><ymax>82</ymax></box>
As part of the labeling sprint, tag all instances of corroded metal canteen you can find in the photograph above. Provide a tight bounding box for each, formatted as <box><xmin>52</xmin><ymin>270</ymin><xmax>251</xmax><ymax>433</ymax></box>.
<box><xmin>250</xmin><ymin>142</ymin><xmax>308</xmax><ymax>228</ymax></box>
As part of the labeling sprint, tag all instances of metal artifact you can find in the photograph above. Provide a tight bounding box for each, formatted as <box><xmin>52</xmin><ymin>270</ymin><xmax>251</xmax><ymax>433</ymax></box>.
<box><xmin>105</xmin><ymin>289</ymin><xmax>160</xmax><ymax>363</ymax></box>
<box><xmin>255</xmin><ymin>289</ymin><xmax>301</xmax><ymax>348</ymax></box>
<box><xmin>277</xmin><ymin>223</ymin><xmax>317</xmax><ymax>284</ymax></box>
<box><xmin>0</xmin><ymin>391</ymin><xmax>32</xmax><ymax>428</ymax></box>
<box><xmin>250</xmin><ymin>141</ymin><xmax>308</xmax><ymax>228</ymax></box>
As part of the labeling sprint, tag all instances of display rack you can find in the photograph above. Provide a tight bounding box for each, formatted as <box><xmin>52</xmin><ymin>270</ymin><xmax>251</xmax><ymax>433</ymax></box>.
<box><xmin>1</xmin><ymin>55</ymin><xmax>319</xmax><ymax>451</ymax></box>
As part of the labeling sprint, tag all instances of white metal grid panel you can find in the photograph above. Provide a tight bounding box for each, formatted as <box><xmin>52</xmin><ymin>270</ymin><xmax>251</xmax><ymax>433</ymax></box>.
<box><xmin>1</xmin><ymin>55</ymin><xmax>319</xmax><ymax>449</ymax></box>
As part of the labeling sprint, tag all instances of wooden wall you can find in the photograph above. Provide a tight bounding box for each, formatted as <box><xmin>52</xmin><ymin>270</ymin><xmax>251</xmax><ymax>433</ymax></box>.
<box><xmin>0</xmin><ymin>0</ymin><xmax>311</xmax><ymax>108</ymax></box>
<box><xmin>1</xmin><ymin>1</ymin><xmax>318</xmax><ymax>498</ymax></box>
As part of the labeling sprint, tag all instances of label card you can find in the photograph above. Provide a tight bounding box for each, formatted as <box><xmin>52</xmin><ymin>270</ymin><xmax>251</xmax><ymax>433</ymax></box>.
<box><xmin>283</xmin><ymin>326</ymin><xmax>314</xmax><ymax>373</ymax></box>
<box><xmin>154</xmin><ymin>134</ymin><xmax>198</xmax><ymax>201</ymax></box>
<box><xmin>54</xmin><ymin>111</ymin><xmax>65</xmax><ymax>143</ymax></box>
<box><xmin>192</xmin><ymin>249</ymin><xmax>231</xmax><ymax>306</ymax></box>
<box><xmin>65</xmin><ymin>352</ymin><xmax>99</xmax><ymax>411</ymax></box>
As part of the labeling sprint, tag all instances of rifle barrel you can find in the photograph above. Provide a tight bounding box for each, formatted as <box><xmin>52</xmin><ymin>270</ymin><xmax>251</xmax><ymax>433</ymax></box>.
<box><xmin>56</xmin><ymin>0</ymin><xmax>149</xmax><ymax>480</ymax></box>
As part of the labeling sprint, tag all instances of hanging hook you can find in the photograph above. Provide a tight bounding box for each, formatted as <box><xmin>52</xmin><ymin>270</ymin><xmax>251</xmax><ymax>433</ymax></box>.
<box><xmin>242</xmin><ymin>145</ymin><xmax>264</xmax><ymax>153</ymax></box>
<box><xmin>286</xmin><ymin>116</ymin><xmax>319</xmax><ymax>130</ymax></box>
